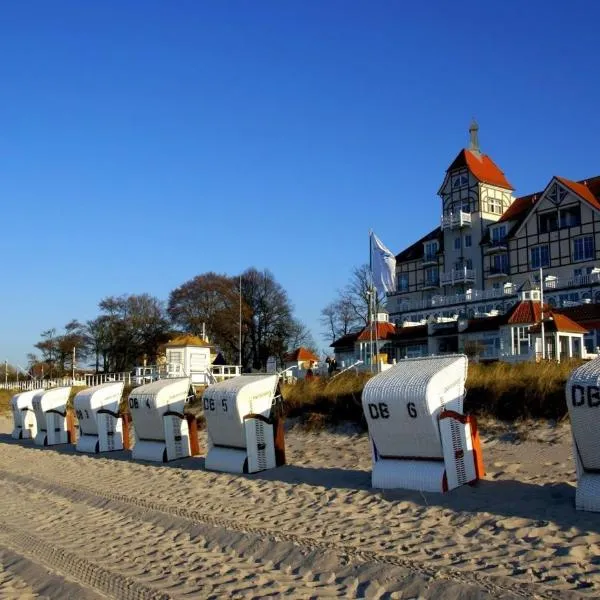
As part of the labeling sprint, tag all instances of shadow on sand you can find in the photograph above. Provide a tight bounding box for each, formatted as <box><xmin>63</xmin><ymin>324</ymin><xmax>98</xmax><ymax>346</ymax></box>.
<box><xmin>2</xmin><ymin>432</ymin><xmax>598</xmax><ymax>534</ymax></box>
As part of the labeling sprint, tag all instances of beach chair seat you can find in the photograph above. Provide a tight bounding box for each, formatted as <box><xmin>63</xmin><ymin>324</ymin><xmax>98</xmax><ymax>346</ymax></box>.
<box><xmin>31</xmin><ymin>387</ymin><xmax>74</xmax><ymax>446</ymax></box>
<box><xmin>362</xmin><ymin>355</ymin><xmax>484</xmax><ymax>492</ymax></box>
<box><xmin>566</xmin><ymin>359</ymin><xmax>600</xmax><ymax>512</ymax></box>
<box><xmin>128</xmin><ymin>377</ymin><xmax>198</xmax><ymax>462</ymax></box>
<box><xmin>10</xmin><ymin>390</ymin><xmax>39</xmax><ymax>440</ymax></box>
<box><xmin>203</xmin><ymin>374</ymin><xmax>286</xmax><ymax>474</ymax></box>
<box><xmin>74</xmin><ymin>382</ymin><xmax>129</xmax><ymax>453</ymax></box>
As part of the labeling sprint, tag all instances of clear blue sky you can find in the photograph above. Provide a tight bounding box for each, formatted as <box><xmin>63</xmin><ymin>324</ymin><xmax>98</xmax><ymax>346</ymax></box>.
<box><xmin>1</xmin><ymin>0</ymin><xmax>599</xmax><ymax>368</ymax></box>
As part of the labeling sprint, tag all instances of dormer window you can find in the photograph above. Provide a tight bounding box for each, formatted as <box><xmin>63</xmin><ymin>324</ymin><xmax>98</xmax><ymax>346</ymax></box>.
<box><xmin>491</xmin><ymin>224</ymin><xmax>506</xmax><ymax>241</ymax></box>
<box><xmin>424</xmin><ymin>241</ymin><xmax>438</xmax><ymax>260</ymax></box>
<box><xmin>452</xmin><ymin>174</ymin><xmax>469</xmax><ymax>189</ymax></box>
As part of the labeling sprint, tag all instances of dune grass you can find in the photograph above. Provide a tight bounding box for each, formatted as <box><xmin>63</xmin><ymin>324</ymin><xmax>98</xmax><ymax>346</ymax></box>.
<box><xmin>280</xmin><ymin>360</ymin><xmax>581</xmax><ymax>430</ymax></box>
<box><xmin>465</xmin><ymin>360</ymin><xmax>580</xmax><ymax>421</ymax></box>
<box><xmin>0</xmin><ymin>390</ymin><xmax>13</xmax><ymax>415</ymax></box>
<box><xmin>0</xmin><ymin>360</ymin><xmax>580</xmax><ymax>429</ymax></box>
<box><xmin>281</xmin><ymin>371</ymin><xmax>373</xmax><ymax>430</ymax></box>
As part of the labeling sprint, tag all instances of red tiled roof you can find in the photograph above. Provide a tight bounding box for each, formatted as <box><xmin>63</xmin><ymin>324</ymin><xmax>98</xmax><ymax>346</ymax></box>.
<box><xmin>505</xmin><ymin>301</ymin><xmax>550</xmax><ymax>325</ymax></box>
<box><xmin>584</xmin><ymin>175</ymin><xmax>600</xmax><ymax>200</ymax></box>
<box><xmin>552</xmin><ymin>314</ymin><xmax>588</xmax><ymax>333</ymax></box>
<box><xmin>357</xmin><ymin>322</ymin><xmax>396</xmax><ymax>342</ymax></box>
<box><xmin>283</xmin><ymin>347</ymin><xmax>319</xmax><ymax>363</ymax></box>
<box><xmin>555</xmin><ymin>176</ymin><xmax>600</xmax><ymax>210</ymax></box>
<box><xmin>530</xmin><ymin>314</ymin><xmax>588</xmax><ymax>334</ymax></box>
<box><xmin>447</xmin><ymin>149</ymin><xmax>514</xmax><ymax>190</ymax></box>
<box><xmin>497</xmin><ymin>191</ymin><xmax>539</xmax><ymax>223</ymax></box>
<box><xmin>498</xmin><ymin>175</ymin><xmax>600</xmax><ymax>224</ymax></box>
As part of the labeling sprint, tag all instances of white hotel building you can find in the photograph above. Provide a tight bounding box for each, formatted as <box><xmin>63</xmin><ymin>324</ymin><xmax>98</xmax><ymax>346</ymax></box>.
<box><xmin>372</xmin><ymin>122</ymin><xmax>600</xmax><ymax>363</ymax></box>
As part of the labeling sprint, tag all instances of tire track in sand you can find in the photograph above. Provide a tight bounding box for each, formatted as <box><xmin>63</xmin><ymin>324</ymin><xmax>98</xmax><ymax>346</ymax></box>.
<box><xmin>0</xmin><ymin>468</ymin><xmax>568</xmax><ymax>600</ymax></box>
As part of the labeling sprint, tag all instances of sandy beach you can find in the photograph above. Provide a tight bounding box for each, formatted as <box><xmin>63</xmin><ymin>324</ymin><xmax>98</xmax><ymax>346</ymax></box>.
<box><xmin>0</xmin><ymin>415</ymin><xmax>598</xmax><ymax>599</ymax></box>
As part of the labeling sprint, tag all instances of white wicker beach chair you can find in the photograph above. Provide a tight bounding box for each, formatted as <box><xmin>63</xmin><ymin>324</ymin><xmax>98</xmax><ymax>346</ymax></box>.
<box><xmin>362</xmin><ymin>355</ymin><xmax>484</xmax><ymax>492</ymax></box>
<box><xmin>10</xmin><ymin>390</ymin><xmax>39</xmax><ymax>440</ymax></box>
<box><xmin>31</xmin><ymin>387</ymin><xmax>74</xmax><ymax>446</ymax></box>
<box><xmin>128</xmin><ymin>377</ymin><xmax>198</xmax><ymax>462</ymax></box>
<box><xmin>74</xmin><ymin>382</ymin><xmax>128</xmax><ymax>453</ymax></box>
<box><xmin>566</xmin><ymin>359</ymin><xmax>600</xmax><ymax>512</ymax></box>
<box><xmin>203</xmin><ymin>374</ymin><xmax>285</xmax><ymax>474</ymax></box>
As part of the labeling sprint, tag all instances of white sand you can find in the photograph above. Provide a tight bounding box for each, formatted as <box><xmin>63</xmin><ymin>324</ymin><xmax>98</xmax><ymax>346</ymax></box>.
<box><xmin>0</xmin><ymin>414</ymin><xmax>597</xmax><ymax>599</ymax></box>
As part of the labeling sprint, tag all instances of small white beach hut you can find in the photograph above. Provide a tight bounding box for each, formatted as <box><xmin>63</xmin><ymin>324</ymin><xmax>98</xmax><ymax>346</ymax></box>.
<box><xmin>10</xmin><ymin>390</ymin><xmax>39</xmax><ymax>440</ymax></box>
<box><xmin>128</xmin><ymin>377</ymin><xmax>198</xmax><ymax>462</ymax></box>
<box><xmin>566</xmin><ymin>358</ymin><xmax>600</xmax><ymax>511</ymax></box>
<box><xmin>362</xmin><ymin>355</ymin><xmax>484</xmax><ymax>492</ymax></box>
<box><xmin>74</xmin><ymin>382</ymin><xmax>128</xmax><ymax>453</ymax></box>
<box><xmin>31</xmin><ymin>387</ymin><xmax>74</xmax><ymax>446</ymax></box>
<box><xmin>202</xmin><ymin>374</ymin><xmax>285</xmax><ymax>474</ymax></box>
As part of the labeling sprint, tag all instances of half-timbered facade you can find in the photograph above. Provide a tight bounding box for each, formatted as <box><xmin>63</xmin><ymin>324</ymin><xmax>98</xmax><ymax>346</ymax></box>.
<box><xmin>388</xmin><ymin>122</ymin><xmax>600</xmax><ymax>331</ymax></box>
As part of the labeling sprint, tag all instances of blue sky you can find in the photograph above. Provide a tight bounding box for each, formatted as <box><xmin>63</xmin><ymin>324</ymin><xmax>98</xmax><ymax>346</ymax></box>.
<box><xmin>1</xmin><ymin>0</ymin><xmax>599</xmax><ymax>367</ymax></box>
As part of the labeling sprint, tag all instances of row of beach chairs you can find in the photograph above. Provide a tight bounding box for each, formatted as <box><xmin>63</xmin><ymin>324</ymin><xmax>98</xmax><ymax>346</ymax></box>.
<box><xmin>8</xmin><ymin>355</ymin><xmax>600</xmax><ymax>512</ymax></box>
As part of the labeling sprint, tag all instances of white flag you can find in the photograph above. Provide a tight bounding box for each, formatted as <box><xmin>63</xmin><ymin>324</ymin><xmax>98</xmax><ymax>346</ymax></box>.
<box><xmin>371</xmin><ymin>232</ymin><xmax>396</xmax><ymax>295</ymax></box>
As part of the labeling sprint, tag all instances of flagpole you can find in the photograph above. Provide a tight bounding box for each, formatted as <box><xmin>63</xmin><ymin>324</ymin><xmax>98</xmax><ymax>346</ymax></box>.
<box><xmin>369</xmin><ymin>231</ymin><xmax>373</xmax><ymax>372</ymax></box>
<box><xmin>540</xmin><ymin>267</ymin><xmax>545</xmax><ymax>360</ymax></box>
<box><xmin>239</xmin><ymin>275</ymin><xmax>242</xmax><ymax>369</ymax></box>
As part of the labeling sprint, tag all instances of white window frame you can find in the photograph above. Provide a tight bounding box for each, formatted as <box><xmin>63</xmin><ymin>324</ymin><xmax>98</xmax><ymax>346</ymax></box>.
<box><xmin>488</xmin><ymin>197</ymin><xmax>503</xmax><ymax>214</ymax></box>
<box><xmin>491</xmin><ymin>225</ymin><xmax>506</xmax><ymax>241</ymax></box>
<box><xmin>573</xmin><ymin>236</ymin><xmax>594</xmax><ymax>262</ymax></box>
<box><xmin>424</xmin><ymin>266</ymin><xmax>438</xmax><ymax>285</ymax></box>
<box><xmin>530</xmin><ymin>245</ymin><xmax>550</xmax><ymax>269</ymax></box>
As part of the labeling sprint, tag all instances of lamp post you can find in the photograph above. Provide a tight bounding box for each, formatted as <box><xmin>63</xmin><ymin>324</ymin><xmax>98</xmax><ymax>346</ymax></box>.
<box><xmin>540</xmin><ymin>267</ymin><xmax>546</xmax><ymax>360</ymax></box>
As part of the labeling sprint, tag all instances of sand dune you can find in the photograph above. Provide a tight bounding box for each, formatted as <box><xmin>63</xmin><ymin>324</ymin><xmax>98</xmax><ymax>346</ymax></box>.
<box><xmin>0</xmin><ymin>415</ymin><xmax>598</xmax><ymax>599</ymax></box>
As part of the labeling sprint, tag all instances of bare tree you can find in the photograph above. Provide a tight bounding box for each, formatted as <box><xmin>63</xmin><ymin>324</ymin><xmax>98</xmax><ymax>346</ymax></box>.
<box><xmin>321</xmin><ymin>263</ymin><xmax>388</xmax><ymax>343</ymax></box>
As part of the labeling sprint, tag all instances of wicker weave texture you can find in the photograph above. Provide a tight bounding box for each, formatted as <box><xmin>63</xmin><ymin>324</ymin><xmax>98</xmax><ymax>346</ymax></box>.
<box><xmin>31</xmin><ymin>387</ymin><xmax>71</xmax><ymax>446</ymax></box>
<box><xmin>362</xmin><ymin>355</ymin><xmax>467</xmax><ymax>460</ymax></box>
<box><xmin>567</xmin><ymin>358</ymin><xmax>600</xmax><ymax>472</ymax></box>
<box><xmin>202</xmin><ymin>375</ymin><xmax>278</xmax><ymax>451</ymax></box>
<box><xmin>128</xmin><ymin>378</ymin><xmax>190</xmax><ymax>443</ymax></box>
<box><xmin>10</xmin><ymin>390</ymin><xmax>39</xmax><ymax>440</ymax></box>
<box><xmin>74</xmin><ymin>382</ymin><xmax>124</xmax><ymax>438</ymax></box>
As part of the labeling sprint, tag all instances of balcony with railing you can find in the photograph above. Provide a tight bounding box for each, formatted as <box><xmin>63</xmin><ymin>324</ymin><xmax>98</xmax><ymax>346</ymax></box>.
<box><xmin>421</xmin><ymin>277</ymin><xmax>440</xmax><ymax>290</ymax></box>
<box><xmin>543</xmin><ymin>271</ymin><xmax>600</xmax><ymax>291</ymax></box>
<box><xmin>487</xmin><ymin>265</ymin><xmax>509</xmax><ymax>279</ymax></box>
<box><xmin>392</xmin><ymin>284</ymin><xmax>516</xmax><ymax>313</ymax></box>
<box><xmin>484</xmin><ymin>238</ymin><xmax>508</xmax><ymax>254</ymax></box>
<box><xmin>441</xmin><ymin>211</ymin><xmax>471</xmax><ymax>230</ymax></box>
<box><xmin>440</xmin><ymin>267</ymin><xmax>475</xmax><ymax>286</ymax></box>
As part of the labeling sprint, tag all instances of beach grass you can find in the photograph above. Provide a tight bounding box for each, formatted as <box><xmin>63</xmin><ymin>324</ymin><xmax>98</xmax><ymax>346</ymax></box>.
<box><xmin>465</xmin><ymin>360</ymin><xmax>580</xmax><ymax>421</ymax></box>
<box><xmin>280</xmin><ymin>359</ymin><xmax>581</xmax><ymax>430</ymax></box>
<box><xmin>0</xmin><ymin>390</ymin><xmax>12</xmax><ymax>415</ymax></box>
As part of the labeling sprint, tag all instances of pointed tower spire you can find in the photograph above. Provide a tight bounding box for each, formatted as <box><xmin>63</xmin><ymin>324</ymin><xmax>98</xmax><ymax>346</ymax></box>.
<box><xmin>469</xmin><ymin>119</ymin><xmax>480</xmax><ymax>155</ymax></box>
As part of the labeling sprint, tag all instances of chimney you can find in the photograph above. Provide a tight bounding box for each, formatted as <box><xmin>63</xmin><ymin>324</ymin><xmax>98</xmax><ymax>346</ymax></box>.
<box><xmin>469</xmin><ymin>119</ymin><xmax>480</xmax><ymax>156</ymax></box>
